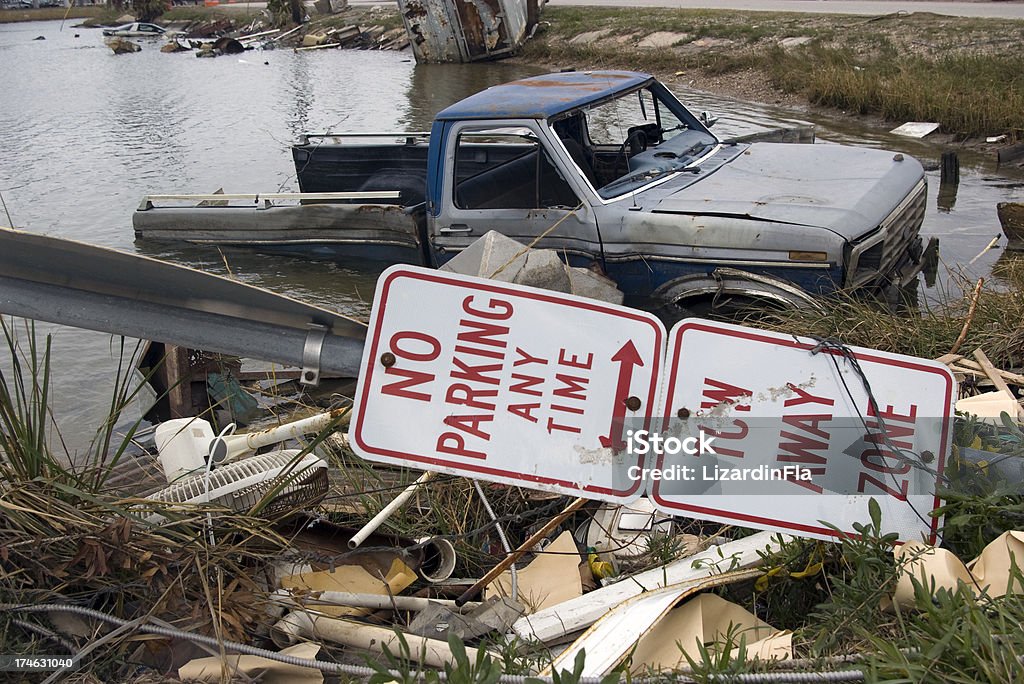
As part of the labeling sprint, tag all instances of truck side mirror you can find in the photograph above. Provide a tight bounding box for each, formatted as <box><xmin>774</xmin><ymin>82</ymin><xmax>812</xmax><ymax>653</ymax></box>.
<box><xmin>699</xmin><ymin>111</ymin><xmax>718</xmax><ymax>128</ymax></box>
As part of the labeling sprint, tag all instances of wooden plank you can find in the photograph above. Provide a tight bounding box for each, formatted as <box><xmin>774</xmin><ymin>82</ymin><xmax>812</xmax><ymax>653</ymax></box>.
<box><xmin>164</xmin><ymin>344</ymin><xmax>193</xmax><ymax>419</ymax></box>
<box><xmin>973</xmin><ymin>349</ymin><xmax>1014</xmax><ymax>396</ymax></box>
<box><xmin>958</xmin><ymin>356</ymin><xmax>1024</xmax><ymax>386</ymax></box>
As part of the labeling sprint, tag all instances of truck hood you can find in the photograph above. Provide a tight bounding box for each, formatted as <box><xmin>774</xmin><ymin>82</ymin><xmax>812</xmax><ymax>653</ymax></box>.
<box><xmin>651</xmin><ymin>142</ymin><xmax>925</xmax><ymax>241</ymax></box>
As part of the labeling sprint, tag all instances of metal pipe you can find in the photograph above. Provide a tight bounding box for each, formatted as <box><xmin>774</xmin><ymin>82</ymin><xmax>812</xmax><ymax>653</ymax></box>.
<box><xmin>473</xmin><ymin>480</ymin><xmax>517</xmax><ymax>601</ymax></box>
<box><xmin>272</xmin><ymin>589</ymin><xmax>479</xmax><ymax>613</ymax></box>
<box><xmin>348</xmin><ymin>471</ymin><xmax>436</xmax><ymax>549</ymax></box>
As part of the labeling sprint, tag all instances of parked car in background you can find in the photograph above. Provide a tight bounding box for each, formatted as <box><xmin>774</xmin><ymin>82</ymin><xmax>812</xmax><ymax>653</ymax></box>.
<box><xmin>102</xmin><ymin>22</ymin><xmax>166</xmax><ymax>37</ymax></box>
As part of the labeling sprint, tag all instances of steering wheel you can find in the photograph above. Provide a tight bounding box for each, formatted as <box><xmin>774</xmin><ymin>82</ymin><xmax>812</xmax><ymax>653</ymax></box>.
<box><xmin>614</xmin><ymin>129</ymin><xmax>649</xmax><ymax>177</ymax></box>
<box><xmin>625</xmin><ymin>129</ymin><xmax>648</xmax><ymax>156</ymax></box>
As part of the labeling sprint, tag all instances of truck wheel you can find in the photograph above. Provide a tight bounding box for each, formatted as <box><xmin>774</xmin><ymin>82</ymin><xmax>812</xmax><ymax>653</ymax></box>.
<box><xmin>654</xmin><ymin>268</ymin><xmax>822</xmax><ymax>322</ymax></box>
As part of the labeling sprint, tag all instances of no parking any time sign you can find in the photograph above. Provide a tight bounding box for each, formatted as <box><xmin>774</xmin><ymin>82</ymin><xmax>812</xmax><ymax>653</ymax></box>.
<box><xmin>350</xmin><ymin>265</ymin><xmax>665</xmax><ymax>500</ymax></box>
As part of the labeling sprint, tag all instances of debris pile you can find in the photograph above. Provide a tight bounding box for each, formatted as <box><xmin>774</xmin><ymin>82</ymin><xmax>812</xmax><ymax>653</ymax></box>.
<box><xmin>95</xmin><ymin>10</ymin><xmax>410</xmax><ymax>57</ymax></box>
<box><xmin>4</xmin><ymin>231</ymin><xmax>1024</xmax><ymax>681</ymax></box>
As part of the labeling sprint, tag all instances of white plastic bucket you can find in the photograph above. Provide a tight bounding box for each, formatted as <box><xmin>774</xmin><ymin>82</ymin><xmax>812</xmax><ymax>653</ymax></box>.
<box><xmin>153</xmin><ymin>417</ymin><xmax>214</xmax><ymax>483</ymax></box>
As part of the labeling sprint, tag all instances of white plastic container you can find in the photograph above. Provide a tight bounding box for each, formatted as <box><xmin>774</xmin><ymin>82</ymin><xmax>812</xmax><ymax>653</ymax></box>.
<box><xmin>153</xmin><ymin>417</ymin><xmax>214</xmax><ymax>483</ymax></box>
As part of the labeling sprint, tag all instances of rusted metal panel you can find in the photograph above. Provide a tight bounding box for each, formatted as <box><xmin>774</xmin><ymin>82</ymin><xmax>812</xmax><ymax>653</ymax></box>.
<box><xmin>398</xmin><ymin>0</ymin><xmax>534</xmax><ymax>63</ymax></box>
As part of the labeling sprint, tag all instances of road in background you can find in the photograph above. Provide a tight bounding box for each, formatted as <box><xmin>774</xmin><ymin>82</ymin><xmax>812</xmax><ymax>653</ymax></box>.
<box><xmin>342</xmin><ymin>0</ymin><xmax>1024</xmax><ymax>19</ymax></box>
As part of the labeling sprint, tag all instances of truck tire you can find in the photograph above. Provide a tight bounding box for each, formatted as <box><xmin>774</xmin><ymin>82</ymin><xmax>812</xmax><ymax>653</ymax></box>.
<box><xmin>654</xmin><ymin>268</ymin><xmax>822</xmax><ymax>321</ymax></box>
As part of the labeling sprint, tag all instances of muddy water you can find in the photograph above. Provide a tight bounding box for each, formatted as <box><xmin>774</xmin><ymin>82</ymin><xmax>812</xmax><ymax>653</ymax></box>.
<box><xmin>1</xmin><ymin>20</ymin><xmax>1022</xmax><ymax>453</ymax></box>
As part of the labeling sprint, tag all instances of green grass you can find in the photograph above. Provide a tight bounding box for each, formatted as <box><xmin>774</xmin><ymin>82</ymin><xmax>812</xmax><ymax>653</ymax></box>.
<box><xmin>525</xmin><ymin>7</ymin><xmax>1024</xmax><ymax>138</ymax></box>
<box><xmin>756</xmin><ymin>263</ymin><xmax>1024</xmax><ymax>369</ymax></box>
<box><xmin>0</xmin><ymin>6</ymin><xmax>104</xmax><ymax>23</ymax></box>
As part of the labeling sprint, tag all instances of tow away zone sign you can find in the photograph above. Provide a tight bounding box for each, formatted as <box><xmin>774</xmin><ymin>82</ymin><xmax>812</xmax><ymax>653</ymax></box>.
<box><xmin>652</xmin><ymin>319</ymin><xmax>956</xmax><ymax>544</ymax></box>
<box><xmin>350</xmin><ymin>265</ymin><xmax>665</xmax><ymax>500</ymax></box>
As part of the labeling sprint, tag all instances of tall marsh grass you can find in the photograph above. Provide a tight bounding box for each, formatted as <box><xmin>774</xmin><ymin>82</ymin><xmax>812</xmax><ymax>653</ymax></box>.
<box><xmin>757</xmin><ymin>263</ymin><xmax>1024</xmax><ymax>368</ymax></box>
<box><xmin>0</xmin><ymin>318</ymin><xmax>303</xmax><ymax>677</ymax></box>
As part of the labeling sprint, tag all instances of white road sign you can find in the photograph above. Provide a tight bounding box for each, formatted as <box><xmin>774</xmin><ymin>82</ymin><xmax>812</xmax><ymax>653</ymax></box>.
<box><xmin>649</xmin><ymin>319</ymin><xmax>956</xmax><ymax>543</ymax></box>
<box><xmin>350</xmin><ymin>265</ymin><xmax>665</xmax><ymax>500</ymax></box>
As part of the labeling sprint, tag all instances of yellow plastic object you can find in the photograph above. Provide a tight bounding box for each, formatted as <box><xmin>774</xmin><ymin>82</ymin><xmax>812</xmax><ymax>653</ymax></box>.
<box><xmin>587</xmin><ymin>547</ymin><xmax>615</xmax><ymax>580</ymax></box>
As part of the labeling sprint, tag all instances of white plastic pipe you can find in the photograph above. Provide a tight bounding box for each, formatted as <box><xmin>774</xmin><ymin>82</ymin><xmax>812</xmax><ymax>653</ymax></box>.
<box><xmin>348</xmin><ymin>471</ymin><xmax>436</xmax><ymax>549</ymax></box>
<box><xmin>416</xmin><ymin>536</ymin><xmax>457</xmax><ymax>583</ymax></box>
<box><xmin>222</xmin><ymin>408</ymin><xmax>349</xmax><ymax>461</ymax></box>
<box><xmin>272</xmin><ymin>589</ymin><xmax>479</xmax><ymax>613</ymax></box>
<box><xmin>274</xmin><ymin>611</ymin><xmax>481</xmax><ymax>668</ymax></box>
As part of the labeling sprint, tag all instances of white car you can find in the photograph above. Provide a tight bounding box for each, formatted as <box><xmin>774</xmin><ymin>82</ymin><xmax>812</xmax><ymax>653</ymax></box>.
<box><xmin>102</xmin><ymin>22</ymin><xmax>166</xmax><ymax>37</ymax></box>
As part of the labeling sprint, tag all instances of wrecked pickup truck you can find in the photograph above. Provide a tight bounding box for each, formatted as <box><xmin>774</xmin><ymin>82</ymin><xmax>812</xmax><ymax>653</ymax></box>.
<box><xmin>137</xmin><ymin>70</ymin><xmax>926</xmax><ymax>312</ymax></box>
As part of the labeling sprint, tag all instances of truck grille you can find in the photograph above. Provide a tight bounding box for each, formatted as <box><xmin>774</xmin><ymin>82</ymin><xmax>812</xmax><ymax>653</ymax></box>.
<box><xmin>846</xmin><ymin>179</ymin><xmax>927</xmax><ymax>288</ymax></box>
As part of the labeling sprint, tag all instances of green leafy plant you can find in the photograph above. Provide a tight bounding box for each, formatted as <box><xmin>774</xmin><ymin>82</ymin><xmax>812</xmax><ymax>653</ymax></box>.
<box><xmin>860</xmin><ymin>575</ymin><xmax>1024</xmax><ymax>682</ymax></box>
<box><xmin>806</xmin><ymin>498</ymin><xmax>900</xmax><ymax>654</ymax></box>
<box><xmin>528</xmin><ymin>649</ymin><xmax>620</xmax><ymax>684</ymax></box>
<box><xmin>679</xmin><ymin>621</ymin><xmax>757</xmax><ymax>681</ymax></box>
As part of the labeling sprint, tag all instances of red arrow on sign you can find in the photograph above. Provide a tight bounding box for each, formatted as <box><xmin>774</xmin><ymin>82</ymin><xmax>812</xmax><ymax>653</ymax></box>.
<box><xmin>599</xmin><ymin>340</ymin><xmax>644</xmax><ymax>451</ymax></box>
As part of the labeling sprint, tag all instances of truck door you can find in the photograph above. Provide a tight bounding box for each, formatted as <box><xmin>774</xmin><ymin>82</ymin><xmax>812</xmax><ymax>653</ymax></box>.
<box><xmin>430</xmin><ymin>121</ymin><xmax>603</xmax><ymax>270</ymax></box>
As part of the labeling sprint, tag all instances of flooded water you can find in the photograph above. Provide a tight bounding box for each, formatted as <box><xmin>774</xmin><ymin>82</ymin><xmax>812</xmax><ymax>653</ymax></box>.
<box><xmin>2</xmin><ymin>19</ymin><xmax>1023</xmax><ymax>453</ymax></box>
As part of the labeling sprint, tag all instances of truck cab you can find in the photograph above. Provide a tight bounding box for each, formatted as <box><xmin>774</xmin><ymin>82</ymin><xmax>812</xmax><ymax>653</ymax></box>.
<box><xmin>423</xmin><ymin>71</ymin><xmax>925</xmax><ymax>311</ymax></box>
<box><xmin>295</xmin><ymin>71</ymin><xmax>926</xmax><ymax>313</ymax></box>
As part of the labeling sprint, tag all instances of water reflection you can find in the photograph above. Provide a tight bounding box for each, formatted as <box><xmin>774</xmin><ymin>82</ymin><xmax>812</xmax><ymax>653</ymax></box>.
<box><xmin>400</xmin><ymin>62</ymin><xmax>541</xmax><ymax>131</ymax></box>
<box><xmin>285</xmin><ymin>52</ymin><xmax>314</xmax><ymax>142</ymax></box>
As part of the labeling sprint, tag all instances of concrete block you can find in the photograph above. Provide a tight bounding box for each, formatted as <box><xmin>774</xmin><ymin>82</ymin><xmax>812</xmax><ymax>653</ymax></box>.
<box><xmin>514</xmin><ymin>249</ymin><xmax>572</xmax><ymax>292</ymax></box>
<box><xmin>637</xmin><ymin>31</ymin><xmax>689</xmax><ymax>49</ymax></box>
<box><xmin>442</xmin><ymin>231</ymin><xmax>624</xmax><ymax>304</ymax></box>
<box><xmin>568</xmin><ymin>29</ymin><xmax>611</xmax><ymax>45</ymax></box>
<box><xmin>440</xmin><ymin>230</ymin><xmax>526</xmax><ymax>280</ymax></box>
<box><xmin>441</xmin><ymin>231</ymin><xmax>571</xmax><ymax>291</ymax></box>
<box><xmin>568</xmin><ymin>267</ymin><xmax>624</xmax><ymax>305</ymax></box>
<box><xmin>467</xmin><ymin>596</ymin><xmax>525</xmax><ymax>633</ymax></box>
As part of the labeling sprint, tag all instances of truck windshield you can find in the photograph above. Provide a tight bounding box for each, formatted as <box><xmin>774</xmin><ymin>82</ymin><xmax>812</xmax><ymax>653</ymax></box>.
<box><xmin>552</xmin><ymin>85</ymin><xmax>717</xmax><ymax>199</ymax></box>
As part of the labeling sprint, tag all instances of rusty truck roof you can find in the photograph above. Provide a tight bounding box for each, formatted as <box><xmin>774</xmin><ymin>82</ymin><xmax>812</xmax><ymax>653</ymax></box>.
<box><xmin>434</xmin><ymin>70</ymin><xmax>653</xmax><ymax>121</ymax></box>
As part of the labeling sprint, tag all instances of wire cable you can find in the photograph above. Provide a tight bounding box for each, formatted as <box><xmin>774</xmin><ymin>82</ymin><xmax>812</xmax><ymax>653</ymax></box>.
<box><xmin>2</xmin><ymin>603</ymin><xmax>866</xmax><ymax>683</ymax></box>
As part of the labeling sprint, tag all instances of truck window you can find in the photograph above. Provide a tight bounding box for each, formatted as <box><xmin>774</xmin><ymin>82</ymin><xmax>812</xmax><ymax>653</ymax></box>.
<box><xmin>453</xmin><ymin>129</ymin><xmax>580</xmax><ymax>210</ymax></box>
<box><xmin>585</xmin><ymin>88</ymin><xmax>685</xmax><ymax>145</ymax></box>
<box><xmin>576</xmin><ymin>86</ymin><xmax>717</xmax><ymax>198</ymax></box>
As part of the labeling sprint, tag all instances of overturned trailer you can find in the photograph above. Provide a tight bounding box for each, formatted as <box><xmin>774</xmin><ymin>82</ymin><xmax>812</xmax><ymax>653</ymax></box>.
<box><xmin>398</xmin><ymin>0</ymin><xmax>540</xmax><ymax>63</ymax></box>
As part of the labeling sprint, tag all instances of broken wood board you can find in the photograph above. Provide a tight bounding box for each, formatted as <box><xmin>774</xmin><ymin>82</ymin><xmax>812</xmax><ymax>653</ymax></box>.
<box><xmin>545</xmin><ymin>569</ymin><xmax>785</xmax><ymax>675</ymax></box>
<box><xmin>512</xmin><ymin>531</ymin><xmax>785</xmax><ymax>643</ymax></box>
<box><xmin>280</xmin><ymin>558</ymin><xmax>416</xmax><ymax>617</ymax></box>
<box><xmin>484</xmin><ymin>530</ymin><xmax>583</xmax><ymax>613</ymax></box>
<box><xmin>178</xmin><ymin>642</ymin><xmax>322</xmax><ymax>683</ymax></box>
<box><xmin>937</xmin><ymin>353</ymin><xmax>1024</xmax><ymax>387</ymax></box>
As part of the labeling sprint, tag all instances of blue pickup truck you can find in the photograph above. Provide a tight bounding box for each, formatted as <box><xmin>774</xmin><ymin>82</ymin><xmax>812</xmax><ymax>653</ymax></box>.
<box><xmin>137</xmin><ymin>70</ymin><xmax>926</xmax><ymax>313</ymax></box>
